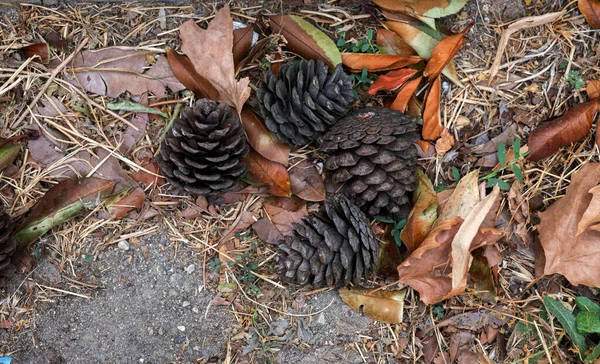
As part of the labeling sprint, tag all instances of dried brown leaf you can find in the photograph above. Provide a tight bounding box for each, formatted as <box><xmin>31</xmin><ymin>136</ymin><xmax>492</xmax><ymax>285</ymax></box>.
<box><xmin>289</xmin><ymin>160</ymin><xmax>325</xmax><ymax>202</ymax></box>
<box><xmin>376</xmin><ymin>28</ymin><xmax>417</xmax><ymax>56</ymax></box>
<box><xmin>243</xmin><ymin>148</ymin><xmax>291</xmax><ymax>197</ymax></box>
<box><xmin>368</xmin><ymin>68</ymin><xmax>417</xmax><ymax>95</ymax></box>
<box><xmin>264</xmin><ymin>199</ymin><xmax>308</xmax><ymax>237</ymax></box>
<box><xmin>507</xmin><ymin>181</ymin><xmax>531</xmax><ymax>246</ymax></box>
<box><xmin>435</xmin><ymin>128</ymin><xmax>455</xmax><ymax>156</ymax></box>
<box><xmin>400</xmin><ymin>169</ymin><xmax>437</xmax><ymax>252</ymax></box>
<box><xmin>579</xmin><ymin>0</ymin><xmax>600</xmax><ymax>29</ymax></box>
<box><xmin>218</xmin><ymin>211</ymin><xmax>259</xmax><ymax>246</ymax></box>
<box><xmin>339</xmin><ymin>287</ymin><xmax>406</xmax><ymax>324</ymax></box>
<box><xmin>422</xmin><ymin>76</ymin><xmax>442</xmax><ymax>140</ymax></box>
<box><xmin>587</xmin><ymin>79</ymin><xmax>600</xmax><ymax>99</ymax></box>
<box><xmin>166</xmin><ymin>47</ymin><xmax>219</xmax><ymax>100</ymax></box>
<box><xmin>240</xmin><ymin>107</ymin><xmax>290</xmax><ymax>166</ymax></box>
<box><xmin>252</xmin><ymin>218</ymin><xmax>284</xmax><ymax>245</ymax></box>
<box><xmin>423</xmin><ymin>24</ymin><xmax>471</xmax><ymax>82</ymax></box>
<box><xmin>341</xmin><ymin>53</ymin><xmax>422</xmax><ymax>72</ymax></box>
<box><xmin>21</xmin><ymin>43</ymin><xmax>50</xmax><ymax>64</ymax></box>
<box><xmin>527</xmin><ymin>99</ymin><xmax>598</xmax><ymax>161</ymax></box>
<box><xmin>232</xmin><ymin>26</ymin><xmax>254</xmax><ymax>69</ymax></box>
<box><xmin>435</xmin><ymin>170</ymin><xmax>480</xmax><ymax>225</ymax></box>
<box><xmin>389</xmin><ymin>75</ymin><xmax>422</xmax><ymax>113</ymax></box>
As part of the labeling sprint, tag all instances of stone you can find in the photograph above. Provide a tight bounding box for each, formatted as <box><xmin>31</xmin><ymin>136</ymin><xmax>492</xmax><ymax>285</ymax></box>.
<box><xmin>118</xmin><ymin>241</ymin><xmax>130</xmax><ymax>251</ymax></box>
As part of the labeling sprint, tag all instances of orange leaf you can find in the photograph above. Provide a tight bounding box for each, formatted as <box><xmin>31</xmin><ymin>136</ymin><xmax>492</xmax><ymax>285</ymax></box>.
<box><xmin>131</xmin><ymin>159</ymin><xmax>165</xmax><ymax>188</ymax></box>
<box><xmin>240</xmin><ymin>107</ymin><xmax>290</xmax><ymax>166</ymax></box>
<box><xmin>376</xmin><ymin>28</ymin><xmax>416</xmax><ymax>56</ymax></box>
<box><xmin>415</xmin><ymin>139</ymin><xmax>431</xmax><ymax>152</ymax></box>
<box><xmin>423</xmin><ymin>24</ymin><xmax>471</xmax><ymax>82</ymax></box>
<box><xmin>368</xmin><ymin>68</ymin><xmax>417</xmax><ymax>95</ymax></box>
<box><xmin>232</xmin><ymin>26</ymin><xmax>254</xmax><ymax>70</ymax></box>
<box><xmin>373</xmin><ymin>0</ymin><xmax>463</xmax><ymax>16</ymax></box>
<box><xmin>339</xmin><ymin>288</ymin><xmax>406</xmax><ymax>324</ymax></box>
<box><xmin>422</xmin><ymin>76</ymin><xmax>443</xmax><ymax>140</ymax></box>
<box><xmin>587</xmin><ymin>79</ymin><xmax>600</xmax><ymax>99</ymax></box>
<box><xmin>107</xmin><ymin>188</ymin><xmax>146</xmax><ymax>220</ymax></box>
<box><xmin>341</xmin><ymin>53</ymin><xmax>422</xmax><ymax>72</ymax></box>
<box><xmin>243</xmin><ymin>148</ymin><xmax>291</xmax><ymax>197</ymax></box>
<box><xmin>390</xmin><ymin>75</ymin><xmax>422</xmax><ymax>113</ymax></box>
<box><xmin>166</xmin><ymin>47</ymin><xmax>219</xmax><ymax>100</ymax></box>
<box><xmin>435</xmin><ymin>128</ymin><xmax>455</xmax><ymax>155</ymax></box>
<box><xmin>527</xmin><ymin>99</ymin><xmax>598</xmax><ymax>161</ymax></box>
<box><xmin>400</xmin><ymin>169</ymin><xmax>437</xmax><ymax>252</ymax></box>
<box><xmin>21</xmin><ymin>43</ymin><xmax>50</xmax><ymax>64</ymax></box>
<box><xmin>579</xmin><ymin>0</ymin><xmax>600</xmax><ymax>29</ymax></box>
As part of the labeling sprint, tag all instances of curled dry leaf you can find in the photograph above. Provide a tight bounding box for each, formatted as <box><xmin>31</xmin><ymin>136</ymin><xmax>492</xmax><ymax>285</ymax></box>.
<box><xmin>390</xmin><ymin>76</ymin><xmax>422</xmax><ymax>113</ymax></box>
<box><xmin>242</xmin><ymin>148</ymin><xmax>291</xmax><ymax>197</ymax></box>
<box><xmin>166</xmin><ymin>47</ymin><xmax>219</xmax><ymax>100</ymax></box>
<box><xmin>376</xmin><ymin>28</ymin><xmax>417</xmax><ymax>56</ymax></box>
<box><xmin>339</xmin><ymin>287</ymin><xmax>406</xmax><ymax>324</ymax></box>
<box><xmin>507</xmin><ymin>181</ymin><xmax>531</xmax><ymax>247</ymax></box>
<box><xmin>341</xmin><ymin>53</ymin><xmax>422</xmax><ymax>72</ymax></box>
<box><xmin>240</xmin><ymin>107</ymin><xmax>290</xmax><ymax>166</ymax></box>
<box><xmin>21</xmin><ymin>43</ymin><xmax>50</xmax><ymax>64</ymax></box>
<box><xmin>179</xmin><ymin>5</ymin><xmax>251</xmax><ymax>113</ymax></box>
<box><xmin>423</xmin><ymin>24</ymin><xmax>472</xmax><ymax>82</ymax></box>
<box><xmin>269</xmin><ymin>14</ymin><xmax>341</xmax><ymax>67</ymax></box>
<box><xmin>579</xmin><ymin>0</ymin><xmax>600</xmax><ymax>29</ymax></box>
<box><xmin>527</xmin><ymin>99</ymin><xmax>598</xmax><ymax>161</ymax></box>
<box><xmin>436</xmin><ymin>169</ymin><xmax>480</xmax><ymax>225</ymax></box>
<box><xmin>587</xmin><ymin>80</ymin><xmax>600</xmax><ymax>99</ymax></box>
<box><xmin>400</xmin><ymin>169</ymin><xmax>437</xmax><ymax>252</ymax></box>
<box><xmin>435</xmin><ymin>128</ymin><xmax>455</xmax><ymax>155</ymax></box>
<box><xmin>66</xmin><ymin>48</ymin><xmax>184</xmax><ymax>98</ymax></box>
<box><xmin>13</xmin><ymin>178</ymin><xmax>116</xmax><ymax>247</ymax></box>
<box><xmin>422</xmin><ymin>76</ymin><xmax>443</xmax><ymax>140</ymax></box>
<box><xmin>368</xmin><ymin>68</ymin><xmax>417</xmax><ymax>95</ymax></box>
<box><xmin>538</xmin><ymin>163</ymin><xmax>600</xmax><ymax>287</ymax></box>
<box><xmin>373</xmin><ymin>0</ymin><xmax>468</xmax><ymax>18</ymax></box>
<box><xmin>289</xmin><ymin>160</ymin><xmax>326</xmax><ymax>202</ymax></box>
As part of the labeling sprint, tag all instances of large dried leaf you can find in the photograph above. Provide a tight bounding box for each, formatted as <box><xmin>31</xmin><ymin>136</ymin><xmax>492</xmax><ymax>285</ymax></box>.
<box><xmin>232</xmin><ymin>26</ymin><xmax>254</xmax><ymax>69</ymax></box>
<box><xmin>341</xmin><ymin>53</ymin><xmax>422</xmax><ymax>72</ymax></box>
<box><xmin>527</xmin><ymin>99</ymin><xmax>598</xmax><ymax>161</ymax></box>
<box><xmin>422</xmin><ymin>76</ymin><xmax>443</xmax><ymax>140</ymax></box>
<box><xmin>368</xmin><ymin>68</ymin><xmax>418</xmax><ymax>95</ymax></box>
<box><xmin>373</xmin><ymin>0</ymin><xmax>468</xmax><ymax>18</ymax></box>
<box><xmin>166</xmin><ymin>47</ymin><xmax>219</xmax><ymax>100</ymax></box>
<box><xmin>435</xmin><ymin>170</ymin><xmax>480</xmax><ymax>225</ymax></box>
<box><xmin>423</xmin><ymin>25</ymin><xmax>471</xmax><ymax>82</ymax></box>
<box><xmin>240</xmin><ymin>107</ymin><xmax>290</xmax><ymax>166</ymax></box>
<box><xmin>13</xmin><ymin>178</ymin><xmax>115</xmax><ymax>247</ymax></box>
<box><xmin>243</xmin><ymin>148</ymin><xmax>291</xmax><ymax>197</ymax></box>
<box><xmin>269</xmin><ymin>14</ymin><xmax>341</xmax><ymax>67</ymax></box>
<box><xmin>579</xmin><ymin>0</ymin><xmax>600</xmax><ymax>29</ymax></box>
<box><xmin>400</xmin><ymin>169</ymin><xmax>437</xmax><ymax>252</ymax></box>
<box><xmin>339</xmin><ymin>288</ymin><xmax>406</xmax><ymax>324</ymax></box>
<box><xmin>397</xmin><ymin>218</ymin><xmax>503</xmax><ymax>304</ymax></box>
<box><xmin>264</xmin><ymin>199</ymin><xmax>308</xmax><ymax>237</ymax></box>
<box><xmin>390</xmin><ymin>75</ymin><xmax>422</xmax><ymax>113</ymax></box>
<box><xmin>289</xmin><ymin>160</ymin><xmax>325</xmax><ymax>202</ymax></box>
<box><xmin>65</xmin><ymin>48</ymin><xmax>184</xmax><ymax>98</ymax></box>
<box><xmin>587</xmin><ymin>79</ymin><xmax>600</xmax><ymax>99</ymax></box>
<box><xmin>376</xmin><ymin>28</ymin><xmax>417</xmax><ymax>56</ymax></box>
<box><xmin>179</xmin><ymin>5</ymin><xmax>251</xmax><ymax>113</ymax></box>
<box><xmin>538</xmin><ymin>163</ymin><xmax>600</xmax><ymax>287</ymax></box>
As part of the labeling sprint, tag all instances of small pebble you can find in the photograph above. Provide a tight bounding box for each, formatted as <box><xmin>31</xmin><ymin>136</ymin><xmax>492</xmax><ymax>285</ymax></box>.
<box><xmin>177</xmin><ymin>325</ymin><xmax>186</xmax><ymax>332</ymax></box>
<box><xmin>168</xmin><ymin>289</ymin><xmax>179</xmax><ymax>297</ymax></box>
<box><xmin>118</xmin><ymin>241</ymin><xmax>130</xmax><ymax>251</ymax></box>
<box><xmin>192</xmin><ymin>307</ymin><xmax>199</xmax><ymax>314</ymax></box>
<box><xmin>148</xmin><ymin>328</ymin><xmax>154</xmax><ymax>335</ymax></box>
<box><xmin>173</xmin><ymin>336</ymin><xmax>185</xmax><ymax>344</ymax></box>
<box><xmin>158</xmin><ymin>327</ymin><xmax>164</xmax><ymax>336</ymax></box>
<box><xmin>182</xmin><ymin>301</ymin><xmax>190</xmax><ymax>308</ymax></box>
<box><xmin>186</xmin><ymin>264</ymin><xmax>196</xmax><ymax>274</ymax></box>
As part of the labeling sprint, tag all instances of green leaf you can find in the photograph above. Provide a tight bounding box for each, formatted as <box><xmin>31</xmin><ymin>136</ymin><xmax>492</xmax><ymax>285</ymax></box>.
<box><xmin>395</xmin><ymin>219</ymin><xmax>407</xmax><ymax>230</ymax></box>
<box><xmin>107</xmin><ymin>99</ymin><xmax>168</xmax><ymax>118</ymax></box>
<box><xmin>367</xmin><ymin>28</ymin><xmax>374</xmax><ymax>41</ymax></box>
<box><xmin>361</xmin><ymin>43</ymin><xmax>370</xmax><ymax>52</ymax></box>
<box><xmin>543</xmin><ymin>296</ymin><xmax>587</xmax><ymax>356</ymax></box>
<box><xmin>577</xmin><ymin>311</ymin><xmax>600</xmax><ymax>334</ymax></box>
<box><xmin>514</xmin><ymin>138</ymin><xmax>521</xmax><ymax>158</ymax></box>
<box><xmin>374</xmin><ymin>215</ymin><xmax>395</xmax><ymax>224</ymax></box>
<box><xmin>451</xmin><ymin>166</ymin><xmax>460</xmax><ymax>182</ymax></box>
<box><xmin>488</xmin><ymin>178</ymin><xmax>510</xmax><ymax>191</ymax></box>
<box><xmin>512</xmin><ymin>165</ymin><xmax>524</xmax><ymax>182</ymax></box>
<box><xmin>336</xmin><ymin>38</ymin><xmax>345</xmax><ymax>47</ymax></box>
<box><xmin>498</xmin><ymin>141</ymin><xmax>506</xmax><ymax>166</ymax></box>
<box><xmin>0</xmin><ymin>142</ymin><xmax>20</xmax><ymax>173</ymax></box>
<box><xmin>586</xmin><ymin>343</ymin><xmax>600</xmax><ymax>363</ymax></box>
<box><xmin>575</xmin><ymin>297</ymin><xmax>600</xmax><ymax>314</ymax></box>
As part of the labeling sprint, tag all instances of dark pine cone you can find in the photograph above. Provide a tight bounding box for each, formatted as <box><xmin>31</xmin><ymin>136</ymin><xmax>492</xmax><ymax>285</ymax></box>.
<box><xmin>0</xmin><ymin>207</ymin><xmax>17</xmax><ymax>277</ymax></box>
<box><xmin>257</xmin><ymin>59</ymin><xmax>354</xmax><ymax>146</ymax></box>
<box><xmin>278</xmin><ymin>197</ymin><xmax>379</xmax><ymax>287</ymax></box>
<box><xmin>157</xmin><ymin>99</ymin><xmax>249</xmax><ymax>195</ymax></box>
<box><xmin>319</xmin><ymin>107</ymin><xmax>419</xmax><ymax>217</ymax></box>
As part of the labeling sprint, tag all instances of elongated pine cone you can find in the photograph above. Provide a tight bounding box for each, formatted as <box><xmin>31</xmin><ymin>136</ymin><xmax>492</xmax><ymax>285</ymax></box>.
<box><xmin>157</xmin><ymin>99</ymin><xmax>249</xmax><ymax>195</ymax></box>
<box><xmin>0</xmin><ymin>207</ymin><xmax>17</xmax><ymax>276</ymax></box>
<box><xmin>278</xmin><ymin>197</ymin><xmax>379</xmax><ymax>287</ymax></box>
<box><xmin>319</xmin><ymin>107</ymin><xmax>419</xmax><ymax>217</ymax></box>
<box><xmin>257</xmin><ymin>59</ymin><xmax>354</xmax><ymax>146</ymax></box>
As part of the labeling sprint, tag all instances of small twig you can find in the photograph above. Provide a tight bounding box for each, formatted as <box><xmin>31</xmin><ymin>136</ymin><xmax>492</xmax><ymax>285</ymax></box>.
<box><xmin>488</xmin><ymin>11</ymin><xmax>565</xmax><ymax>84</ymax></box>
<box><xmin>37</xmin><ymin>284</ymin><xmax>91</xmax><ymax>299</ymax></box>
<box><xmin>14</xmin><ymin>37</ymin><xmax>89</xmax><ymax>128</ymax></box>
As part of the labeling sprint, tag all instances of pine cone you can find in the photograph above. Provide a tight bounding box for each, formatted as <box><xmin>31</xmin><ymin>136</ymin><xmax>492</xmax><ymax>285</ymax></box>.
<box><xmin>0</xmin><ymin>207</ymin><xmax>17</xmax><ymax>277</ymax></box>
<box><xmin>157</xmin><ymin>99</ymin><xmax>249</xmax><ymax>195</ymax></box>
<box><xmin>319</xmin><ymin>107</ymin><xmax>419</xmax><ymax>217</ymax></box>
<box><xmin>278</xmin><ymin>197</ymin><xmax>379</xmax><ymax>287</ymax></box>
<box><xmin>257</xmin><ymin>59</ymin><xmax>354</xmax><ymax>146</ymax></box>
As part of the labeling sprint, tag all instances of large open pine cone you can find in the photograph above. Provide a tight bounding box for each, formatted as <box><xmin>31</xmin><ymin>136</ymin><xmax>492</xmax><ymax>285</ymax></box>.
<box><xmin>257</xmin><ymin>59</ymin><xmax>354</xmax><ymax>146</ymax></box>
<box><xmin>0</xmin><ymin>207</ymin><xmax>17</xmax><ymax>276</ymax></box>
<box><xmin>157</xmin><ymin>99</ymin><xmax>249</xmax><ymax>195</ymax></box>
<box><xmin>278</xmin><ymin>197</ymin><xmax>379</xmax><ymax>287</ymax></box>
<box><xmin>319</xmin><ymin>107</ymin><xmax>419</xmax><ymax>217</ymax></box>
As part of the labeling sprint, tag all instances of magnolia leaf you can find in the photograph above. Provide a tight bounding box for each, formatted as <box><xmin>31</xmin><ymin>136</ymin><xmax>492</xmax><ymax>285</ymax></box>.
<box><xmin>376</xmin><ymin>28</ymin><xmax>417</xmax><ymax>56</ymax></box>
<box><xmin>339</xmin><ymin>287</ymin><xmax>406</xmax><ymax>324</ymax></box>
<box><xmin>400</xmin><ymin>169</ymin><xmax>437</xmax><ymax>252</ymax></box>
<box><xmin>243</xmin><ymin>148</ymin><xmax>291</xmax><ymax>197</ymax></box>
<box><xmin>390</xmin><ymin>75</ymin><xmax>423</xmax><ymax>113</ymax></box>
<box><xmin>240</xmin><ymin>107</ymin><xmax>290</xmax><ymax>166</ymax></box>
<box><xmin>0</xmin><ymin>142</ymin><xmax>20</xmax><ymax>173</ymax></box>
<box><xmin>107</xmin><ymin>99</ymin><xmax>168</xmax><ymax>118</ymax></box>
<box><xmin>269</xmin><ymin>14</ymin><xmax>341</xmax><ymax>67</ymax></box>
<box><xmin>373</xmin><ymin>0</ymin><xmax>468</xmax><ymax>19</ymax></box>
<box><xmin>341</xmin><ymin>53</ymin><xmax>422</xmax><ymax>72</ymax></box>
<box><xmin>166</xmin><ymin>47</ymin><xmax>219</xmax><ymax>100</ymax></box>
<box><xmin>422</xmin><ymin>76</ymin><xmax>443</xmax><ymax>140</ymax></box>
<box><xmin>423</xmin><ymin>24</ymin><xmax>471</xmax><ymax>82</ymax></box>
<box><xmin>368</xmin><ymin>68</ymin><xmax>418</xmax><ymax>95</ymax></box>
<box><xmin>13</xmin><ymin>178</ymin><xmax>115</xmax><ymax>247</ymax></box>
<box><xmin>527</xmin><ymin>99</ymin><xmax>598</xmax><ymax>161</ymax></box>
